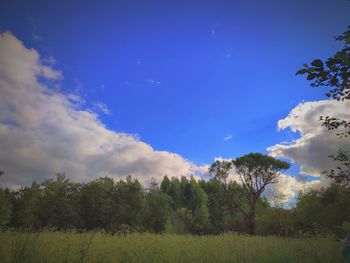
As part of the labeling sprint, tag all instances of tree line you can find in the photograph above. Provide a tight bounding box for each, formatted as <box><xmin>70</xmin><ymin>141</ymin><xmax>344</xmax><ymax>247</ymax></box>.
<box><xmin>0</xmin><ymin>154</ymin><xmax>349</xmax><ymax>236</ymax></box>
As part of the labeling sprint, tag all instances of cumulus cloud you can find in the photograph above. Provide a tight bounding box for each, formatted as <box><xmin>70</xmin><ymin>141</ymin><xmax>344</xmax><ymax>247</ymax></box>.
<box><xmin>0</xmin><ymin>32</ymin><xmax>203</xmax><ymax>187</ymax></box>
<box><xmin>268</xmin><ymin>100</ymin><xmax>350</xmax><ymax>186</ymax></box>
<box><xmin>264</xmin><ymin>173</ymin><xmax>322</xmax><ymax>205</ymax></box>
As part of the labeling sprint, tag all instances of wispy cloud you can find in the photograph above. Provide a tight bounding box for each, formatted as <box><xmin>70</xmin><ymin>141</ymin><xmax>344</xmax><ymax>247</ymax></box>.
<box><xmin>32</xmin><ymin>34</ymin><xmax>44</xmax><ymax>41</ymax></box>
<box><xmin>93</xmin><ymin>102</ymin><xmax>111</xmax><ymax>115</ymax></box>
<box><xmin>146</xmin><ymin>79</ymin><xmax>161</xmax><ymax>86</ymax></box>
<box><xmin>210</xmin><ymin>22</ymin><xmax>220</xmax><ymax>39</ymax></box>
<box><xmin>223</xmin><ymin>135</ymin><xmax>232</xmax><ymax>141</ymax></box>
<box><xmin>211</xmin><ymin>29</ymin><xmax>216</xmax><ymax>38</ymax></box>
<box><xmin>26</xmin><ymin>16</ymin><xmax>45</xmax><ymax>42</ymax></box>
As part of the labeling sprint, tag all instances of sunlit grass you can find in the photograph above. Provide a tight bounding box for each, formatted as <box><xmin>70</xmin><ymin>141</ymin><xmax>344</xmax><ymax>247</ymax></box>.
<box><xmin>0</xmin><ymin>231</ymin><xmax>344</xmax><ymax>263</ymax></box>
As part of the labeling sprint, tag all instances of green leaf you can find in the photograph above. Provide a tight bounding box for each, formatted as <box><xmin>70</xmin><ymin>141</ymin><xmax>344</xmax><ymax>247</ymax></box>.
<box><xmin>335</xmin><ymin>52</ymin><xmax>349</xmax><ymax>61</ymax></box>
<box><xmin>296</xmin><ymin>69</ymin><xmax>308</xmax><ymax>75</ymax></box>
<box><xmin>330</xmin><ymin>77</ymin><xmax>338</xmax><ymax>85</ymax></box>
<box><xmin>346</xmin><ymin>37</ymin><xmax>350</xmax><ymax>44</ymax></box>
<box><xmin>320</xmin><ymin>72</ymin><xmax>328</xmax><ymax>79</ymax></box>
<box><xmin>311</xmin><ymin>59</ymin><xmax>323</xmax><ymax>67</ymax></box>
<box><xmin>307</xmin><ymin>73</ymin><xmax>317</xmax><ymax>80</ymax></box>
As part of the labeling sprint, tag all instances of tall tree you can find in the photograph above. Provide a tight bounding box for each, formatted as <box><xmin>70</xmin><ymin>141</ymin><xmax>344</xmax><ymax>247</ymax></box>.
<box><xmin>209</xmin><ymin>160</ymin><xmax>233</xmax><ymax>189</ymax></box>
<box><xmin>233</xmin><ymin>153</ymin><xmax>290</xmax><ymax>234</ymax></box>
<box><xmin>114</xmin><ymin>176</ymin><xmax>145</xmax><ymax>228</ymax></box>
<box><xmin>0</xmin><ymin>172</ymin><xmax>11</xmax><ymax>228</ymax></box>
<box><xmin>39</xmin><ymin>173</ymin><xmax>80</xmax><ymax>229</ymax></box>
<box><xmin>0</xmin><ymin>188</ymin><xmax>11</xmax><ymax>228</ymax></box>
<box><xmin>208</xmin><ymin>162</ymin><xmax>246</xmax><ymax>233</ymax></box>
<box><xmin>12</xmin><ymin>183</ymin><xmax>42</xmax><ymax>228</ymax></box>
<box><xmin>188</xmin><ymin>179</ymin><xmax>209</xmax><ymax>233</ymax></box>
<box><xmin>79</xmin><ymin>177</ymin><xmax>115</xmax><ymax>230</ymax></box>
<box><xmin>143</xmin><ymin>179</ymin><xmax>172</xmax><ymax>233</ymax></box>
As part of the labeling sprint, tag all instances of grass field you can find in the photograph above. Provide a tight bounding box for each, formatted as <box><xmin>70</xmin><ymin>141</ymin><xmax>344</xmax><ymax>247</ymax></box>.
<box><xmin>0</xmin><ymin>231</ymin><xmax>345</xmax><ymax>263</ymax></box>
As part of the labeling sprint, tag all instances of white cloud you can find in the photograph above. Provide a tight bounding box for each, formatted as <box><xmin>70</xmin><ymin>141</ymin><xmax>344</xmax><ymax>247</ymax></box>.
<box><xmin>0</xmin><ymin>32</ymin><xmax>204</xmax><ymax>187</ymax></box>
<box><xmin>266</xmin><ymin>99</ymin><xmax>350</xmax><ymax>204</ymax></box>
<box><xmin>264</xmin><ymin>173</ymin><xmax>321</xmax><ymax>206</ymax></box>
<box><xmin>264</xmin><ymin>99</ymin><xmax>350</xmax><ymax>203</ymax></box>
<box><xmin>268</xmin><ymin>100</ymin><xmax>350</xmax><ymax>179</ymax></box>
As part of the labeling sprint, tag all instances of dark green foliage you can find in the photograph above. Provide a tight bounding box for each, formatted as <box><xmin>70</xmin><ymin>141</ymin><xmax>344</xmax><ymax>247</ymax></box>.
<box><xmin>0</xmin><ymin>188</ymin><xmax>12</xmax><ymax>228</ymax></box>
<box><xmin>189</xmin><ymin>182</ymin><xmax>209</xmax><ymax>233</ymax></box>
<box><xmin>1</xmin><ymin>159</ymin><xmax>348</xmax><ymax>236</ymax></box>
<box><xmin>1</xmin><ymin>172</ymin><xmax>244</xmax><ymax>234</ymax></box>
<box><xmin>343</xmin><ymin>246</ymin><xmax>350</xmax><ymax>262</ymax></box>
<box><xmin>294</xmin><ymin>185</ymin><xmax>350</xmax><ymax>235</ymax></box>
<box><xmin>171</xmin><ymin>208</ymin><xmax>193</xmax><ymax>234</ymax></box>
<box><xmin>38</xmin><ymin>173</ymin><xmax>80</xmax><ymax>229</ymax></box>
<box><xmin>79</xmin><ymin>177</ymin><xmax>115</xmax><ymax>229</ymax></box>
<box><xmin>209</xmin><ymin>160</ymin><xmax>233</xmax><ymax>188</ymax></box>
<box><xmin>143</xmin><ymin>187</ymin><xmax>171</xmax><ymax>233</ymax></box>
<box><xmin>326</xmin><ymin>149</ymin><xmax>350</xmax><ymax>187</ymax></box>
<box><xmin>256</xmin><ymin>207</ymin><xmax>296</xmax><ymax>236</ymax></box>
<box><xmin>234</xmin><ymin>153</ymin><xmax>291</xmax><ymax>171</ymax></box>
<box><xmin>342</xmin><ymin>222</ymin><xmax>350</xmax><ymax>262</ymax></box>
<box><xmin>10</xmin><ymin>183</ymin><xmax>42</xmax><ymax>229</ymax></box>
<box><xmin>162</xmin><ymin>177</ymin><xmax>181</xmax><ymax>209</ymax></box>
<box><xmin>201</xmin><ymin>179</ymin><xmax>227</xmax><ymax>233</ymax></box>
<box><xmin>114</xmin><ymin>176</ymin><xmax>145</xmax><ymax>228</ymax></box>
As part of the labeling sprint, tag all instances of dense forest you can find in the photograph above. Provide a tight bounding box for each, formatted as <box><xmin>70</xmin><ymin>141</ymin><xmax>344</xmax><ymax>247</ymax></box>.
<box><xmin>0</xmin><ymin>166</ymin><xmax>349</xmax><ymax>236</ymax></box>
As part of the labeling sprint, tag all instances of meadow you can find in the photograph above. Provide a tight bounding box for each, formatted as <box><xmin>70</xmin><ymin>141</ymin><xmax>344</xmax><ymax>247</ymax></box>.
<box><xmin>0</xmin><ymin>231</ymin><xmax>345</xmax><ymax>263</ymax></box>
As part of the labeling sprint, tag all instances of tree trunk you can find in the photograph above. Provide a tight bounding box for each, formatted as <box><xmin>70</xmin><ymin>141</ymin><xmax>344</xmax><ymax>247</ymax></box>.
<box><xmin>244</xmin><ymin>212</ymin><xmax>255</xmax><ymax>235</ymax></box>
<box><xmin>244</xmin><ymin>199</ymin><xmax>256</xmax><ymax>234</ymax></box>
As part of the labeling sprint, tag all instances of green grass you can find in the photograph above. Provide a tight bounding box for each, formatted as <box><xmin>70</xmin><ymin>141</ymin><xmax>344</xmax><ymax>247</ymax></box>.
<box><xmin>0</xmin><ymin>231</ymin><xmax>345</xmax><ymax>263</ymax></box>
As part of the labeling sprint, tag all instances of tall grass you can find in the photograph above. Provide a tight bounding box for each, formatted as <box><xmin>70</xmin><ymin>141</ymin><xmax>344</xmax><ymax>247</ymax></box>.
<box><xmin>0</xmin><ymin>231</ymin><xmax>345</xmax><ymax>263</ymax></box>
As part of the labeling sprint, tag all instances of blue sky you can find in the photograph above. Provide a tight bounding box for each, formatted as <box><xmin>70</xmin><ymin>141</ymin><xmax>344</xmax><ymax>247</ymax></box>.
<box><xmin>0</xmin><ymin>0</ymin><xmax>349</xmax><ymax>180</ymax></box>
